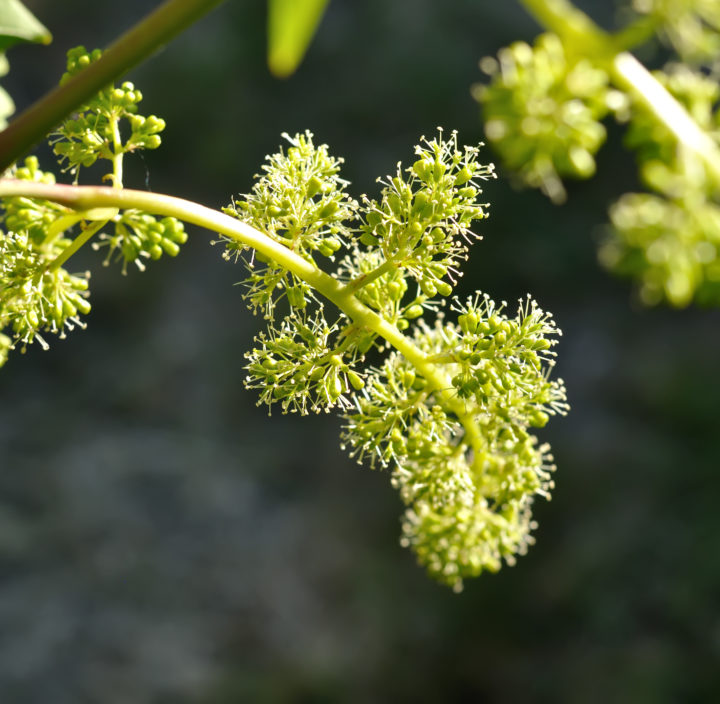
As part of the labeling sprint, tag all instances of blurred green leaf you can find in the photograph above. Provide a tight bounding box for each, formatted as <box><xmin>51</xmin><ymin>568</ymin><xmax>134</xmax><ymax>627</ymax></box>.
<box><xmin>0</xmin><ymin>84</ymin><xmax>14</xmax><ymax>128</ymax></box>
<box><xmin>0</xmin><ymin>48</ymin><xmax>12</xmax><ymax>128</ymax></box>
<box><xmin>267</xmin><ymin>0</ymin><xmax>329</xmax><ymax>78</ymax></box>
<box><xmin>0</xmin><ymin>0</ymin><xmax>51</xmax><ymax>51</ymax></box>
<box><xmin>0</xmin><ymin>0</ymin><xmax>50</xmax><ymax>127</ymax></box>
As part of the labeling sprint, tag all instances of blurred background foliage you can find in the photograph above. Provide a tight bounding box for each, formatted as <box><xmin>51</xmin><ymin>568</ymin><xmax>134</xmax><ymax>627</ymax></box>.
<box><xmin>1</xmin><ymin>0</ymin><xmax>719</xmax><ymax>701</ymax></box>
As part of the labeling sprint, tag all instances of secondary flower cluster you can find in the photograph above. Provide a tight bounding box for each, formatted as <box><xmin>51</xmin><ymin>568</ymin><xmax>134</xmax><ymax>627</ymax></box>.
<box><xmin>245</xmin><ymin>308</ymin><xmax>365</xmax><ymax>415</ymax></box>
<box><xmin>0</xmin><ymin>48</ymin><xmax>187</xmax><ymax>367</ymax></box>
<box><xmin>358</xmin><ymin>131</ymin><xmax>493</xmax><ymax>294</ymax></box>
<box><xmin>474</xmin><ymin>33</ymin><xmax>616</xmax><ymax>203</ymax></box>
<box><xmin>0</xmin><ymin>158</ymin><xmax>90</xmax><ymax>364</ymax></box>
<box><xmin>221</xmin><ymin>131</ymin><xmax>357</xmax><ymax>317</ymax></box>
<box><xmin>474</xmin><ymin>9</ymin><xmax>720</xmax><ymax>308</ymax></box>
<box><xmin>225</xmin><ymin>130</ymin><xmax>567</xmax><ymax>589</ymax></box>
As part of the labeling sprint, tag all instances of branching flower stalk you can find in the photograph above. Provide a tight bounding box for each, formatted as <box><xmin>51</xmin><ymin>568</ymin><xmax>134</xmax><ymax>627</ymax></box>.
<box><xmin>0</xmin><ymin>49</ymin><xmax>568</xmax><ymax>591</ymax></box>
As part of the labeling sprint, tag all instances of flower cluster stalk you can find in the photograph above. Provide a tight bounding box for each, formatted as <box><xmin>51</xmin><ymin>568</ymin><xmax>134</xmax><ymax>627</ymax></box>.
<box><xmin>0</xmin><ymin>176</ymin><xmax>485</xmax><ymax>449</ymax></box>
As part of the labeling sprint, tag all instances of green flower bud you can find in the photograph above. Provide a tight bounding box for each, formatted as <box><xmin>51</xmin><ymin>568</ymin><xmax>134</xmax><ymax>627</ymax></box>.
<box><xmin>160</xmin><ymin>240</ymin><xmax>180</xmax><ymax>257</ymax></box>
<box><xmin>387</xmin><ymin>280</ymin><xmax>406</xmax><ymax>302</ymax></box>
<box><xmin>360</xmin><ymin>231</ymin><xmax>380</xmax><ymax>247</ymax></box>
<box><xmin>74</xmin><ymin>298</ymin><xmax>92</xmax><ymax>316</ymax></box>
<box><xmin>405</xmin><ymin>304</ymin><xmax>424</xmax><ymax>319</ymax></box>
<box><xmin>454</xmin><ymin>166</ymin><xmax>474</xmax><ymax>185</ymax></box>
<box><xmin>319</xmin><ymin>200</ymin><xmax>339</xmax><ymax>218</ymax></box>
<box><xmin>286</xmin><ymin>286</ymin><xmax>307</xmax><ymax>308</ymax></box>
<box><xmin>458</xmin><ymin>311</ymin><xmax>479</xmax><ymax>333</ymax></box>
<box><xmin>347</xmin><ymin>370</ymin><xmax>365</xmax><ymax>390</ymax></box>
<box><xmin>307</xmin><ymin>176</ymin><xmax>323</xmax><ymax>198</ymax></box>
<box><xmin>435</xmin><ymin>281</ymin><xmax>453</xmax><ymax>297</ymax></box>
<box><xmin>412</xmin><ymin>158</ymin><xmax>433</xmax><ymax>181</ymax></box>
<box><xmin>411</xmin><ymin>191</ymin><xmax>430</xmax><ymax>215</ymax></box>
<box><xmin>529</xmin><ymin>410</ymin><xmax>549</xmax><ymax>428</ymax></box>
<box><xmin>420</xmin><ymin>279</ymin><xmax>437</xmax><ymax>297</ymax></box>
<box><xmin>329</xmin><ymin>374</ymin><xmax>344</xmax><ymax>400</ymax></box>
<box><xmin>309</xmin><ymin>366</ymin><xmax>325</xmax><ymax>381</ymax></box>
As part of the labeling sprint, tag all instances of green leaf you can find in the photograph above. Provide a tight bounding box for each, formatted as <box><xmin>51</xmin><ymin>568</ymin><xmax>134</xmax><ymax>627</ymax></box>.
<box><xmin>0</xmin><ymin>54</ymin><xmax>13</xmax><ymax>127</ymax></box>
<box><xmin>267</xmin><ymin>0</ymin><xmax>329</xmax><ymax>78</ymax></box>
<box><xmin>0</xmin><ymin>0</ymin><xmax>51</xmax><ymax>52</ymax></box>
<box><xmin>0</xmin><ymin>83</ymin><xmax>14</xmax><ymax>128</ymax></box>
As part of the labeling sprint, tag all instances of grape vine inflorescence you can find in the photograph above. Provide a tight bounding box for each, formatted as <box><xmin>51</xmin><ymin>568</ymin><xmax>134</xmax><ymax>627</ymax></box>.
<box><xmin>0</xmin><ymin>48</ymin><xmax>569</xmax><ymax>591</ymax></box>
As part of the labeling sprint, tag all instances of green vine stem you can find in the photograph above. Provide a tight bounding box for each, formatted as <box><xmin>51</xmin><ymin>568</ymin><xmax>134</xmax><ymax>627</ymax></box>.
<box><xmin>0</xmin><ymin>177</ymin><xmax>486</xmax><ymax>456</ymax></box>
<box><xmin>344</xmin><ymin>257</ymin><xmax>398</xmax><ymax>295</ymax></box>
<box><xmin>109</xmin><ymin>114</ymin><xmax>123</xmax><ymax>188</ymax></box>
<box><xmin>0</xmin><ymin>0</ymin><xmax>226</xmax><ymax>172</ymax></box>
<box><xmin>519</xmin><ymin>0</ymin><xmax>720</xmax><ymax>185</ymax></box>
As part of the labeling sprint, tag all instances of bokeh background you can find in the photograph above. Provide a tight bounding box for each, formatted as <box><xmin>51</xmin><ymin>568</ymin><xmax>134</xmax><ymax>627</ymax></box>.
<box><xmin>2</xmin><ymin>1</ymin><xmax>720</xmax><ymax>701</ymax></box>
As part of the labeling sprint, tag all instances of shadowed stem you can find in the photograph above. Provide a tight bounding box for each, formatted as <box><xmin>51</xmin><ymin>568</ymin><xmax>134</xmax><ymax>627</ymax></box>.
<box><xmin>0</xmin><ymin>0</ymin><xmax>227</xmax><ymax>172</ymax></box>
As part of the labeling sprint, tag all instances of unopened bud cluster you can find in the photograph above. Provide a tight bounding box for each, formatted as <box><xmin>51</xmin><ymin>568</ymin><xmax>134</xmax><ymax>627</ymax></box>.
<box><xmin>93</xmin><ymin>211</ymin><xmax>187</xmax><ymax>274</ymax></box>
<box><xmin>54</xmin><ymin>47</ymin><xmax>166</xmax><ymax>179</ymax></box>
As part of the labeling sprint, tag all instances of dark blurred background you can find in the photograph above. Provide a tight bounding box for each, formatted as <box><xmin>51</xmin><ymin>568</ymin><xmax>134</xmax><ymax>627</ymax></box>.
<box><xmin>1</xmin><ymin>1</ymin><xmax>719</xmax><ymax>702</ymax></box>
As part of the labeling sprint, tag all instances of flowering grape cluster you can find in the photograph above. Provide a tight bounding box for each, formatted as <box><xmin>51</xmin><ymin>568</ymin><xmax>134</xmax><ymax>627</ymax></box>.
<box><xmin>224</xmin><ymin>130</ymin><xmax>568</xmax><ymax>590</ymax></box>
<box><xmin>0</xmin><ymin>46</ymin><xmax>569</xmax><ymax>590</ymax></box>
